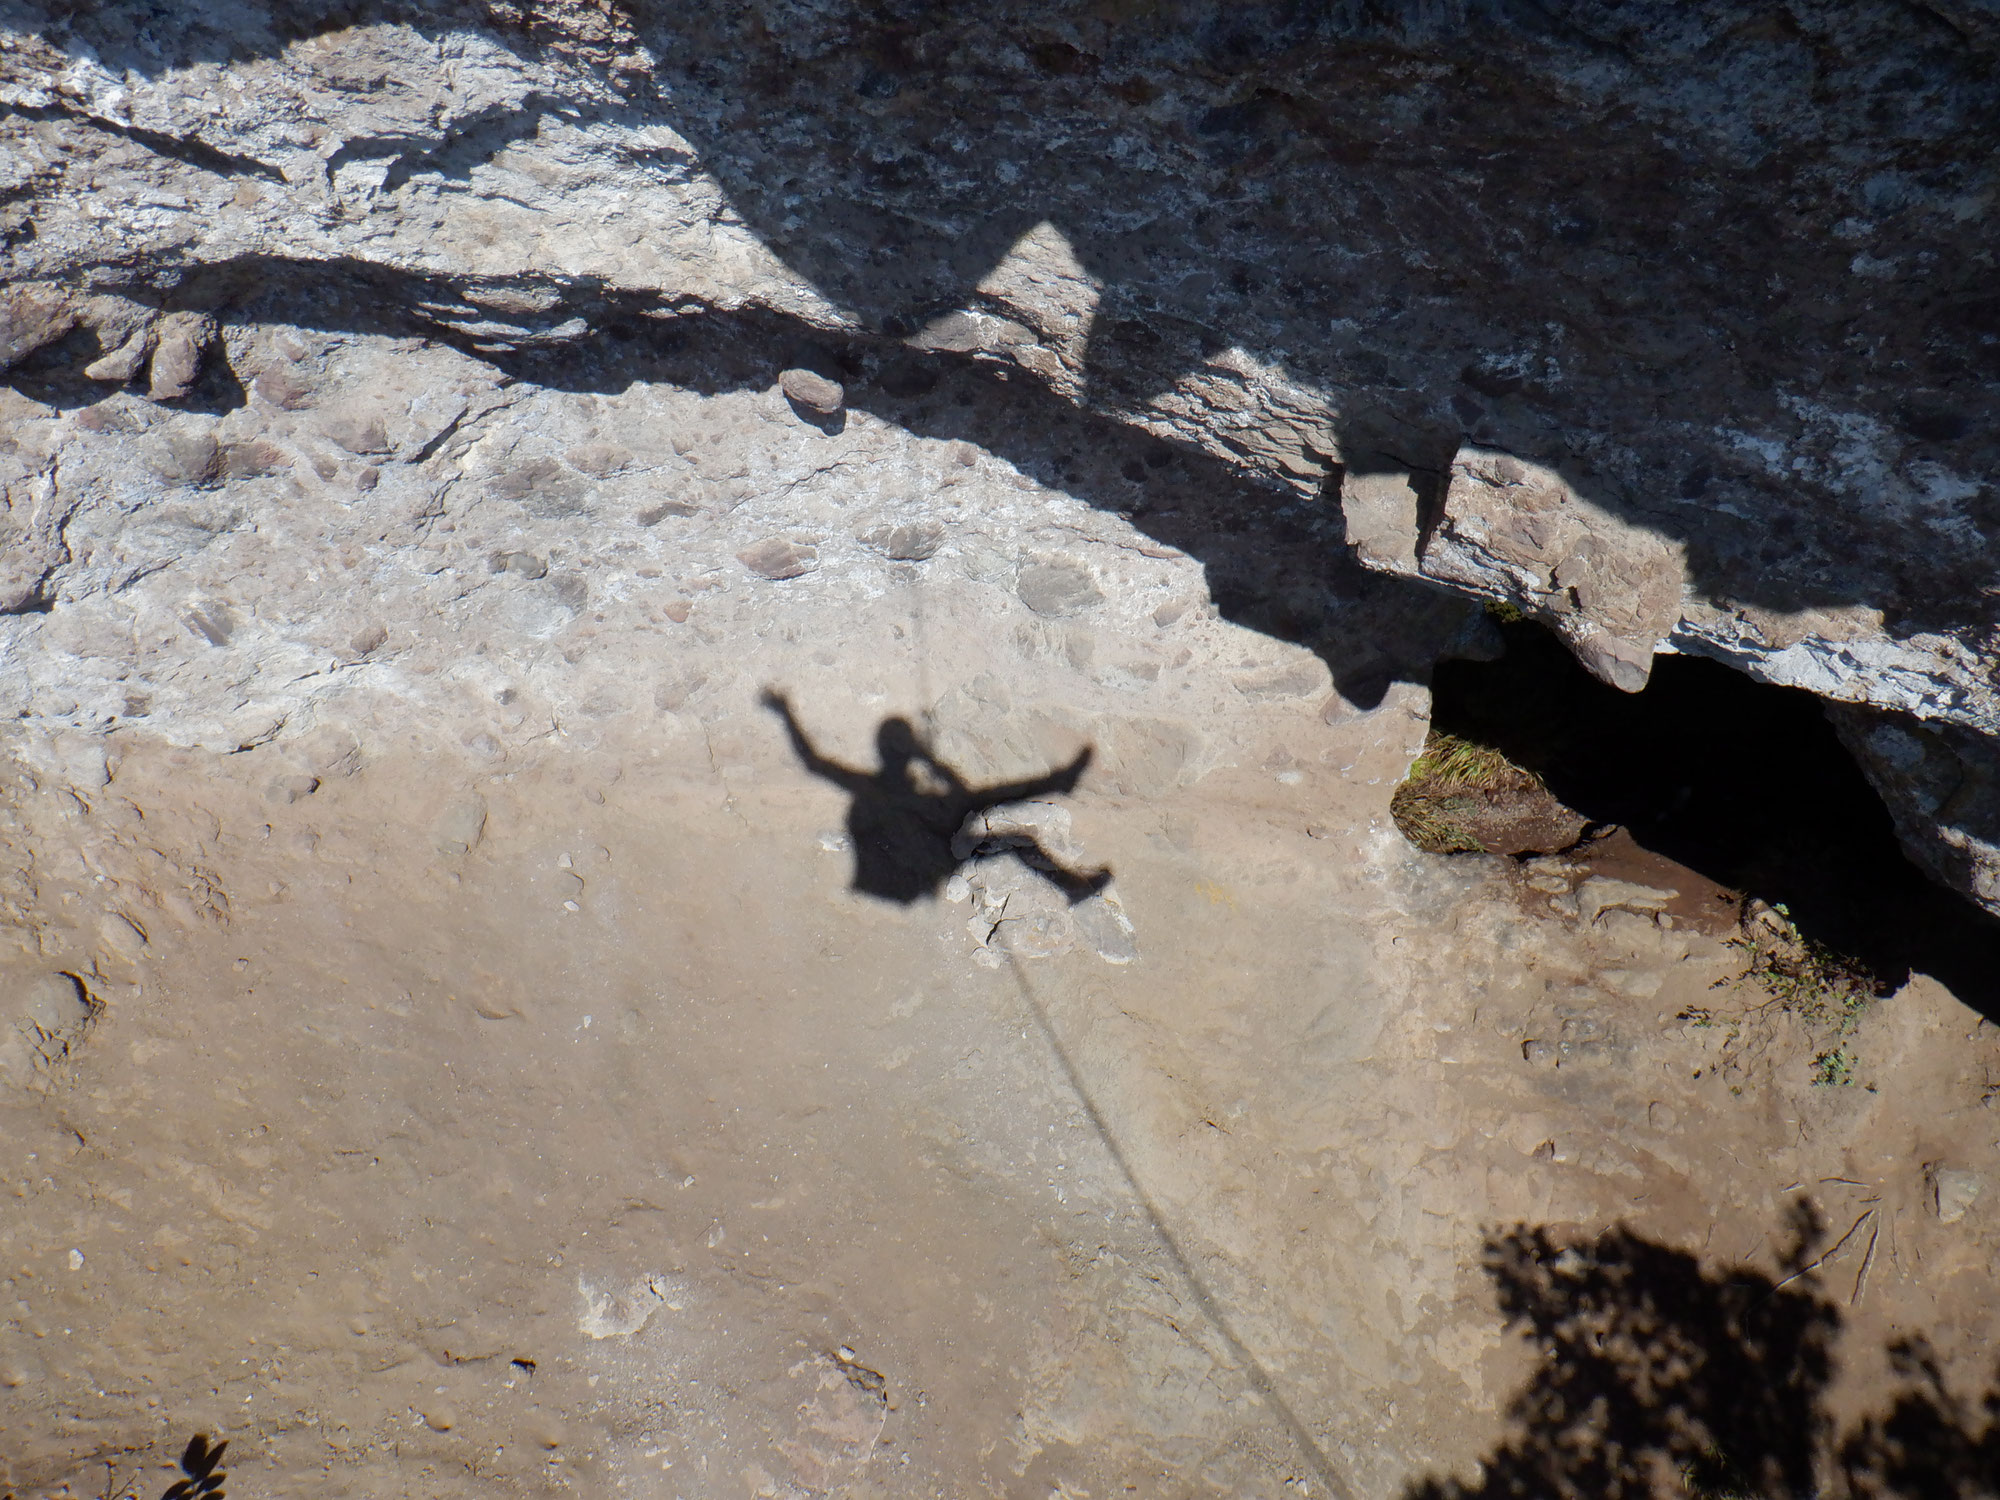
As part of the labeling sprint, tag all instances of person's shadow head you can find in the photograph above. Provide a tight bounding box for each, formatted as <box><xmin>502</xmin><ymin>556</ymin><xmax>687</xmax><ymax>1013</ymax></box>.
<box><xmin>760</xmin><ymin>688</ymin><xmax>1109</xmax><ymax>905</ymax></box>
<box><xmin>875</xmin><ymin>717</ymin><xmax>923</xmax><ymax>782</ymax></box>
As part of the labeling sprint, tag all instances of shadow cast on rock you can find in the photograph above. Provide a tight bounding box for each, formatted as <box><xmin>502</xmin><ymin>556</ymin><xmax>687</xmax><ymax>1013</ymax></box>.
<box><xmin>29</xmin><ymin>250</ymin><xmax>1477</xmax><ymax>713</ymax></box>
<box><xmin>1427</xmin><ymin>617</ymin><xmax>2000</xmax><ymax>1014</ymax></box>
<box><xmin>1406</xmin><ymin>1211</ymin><xmax>2000</xmax><ymax>1500</ymax></box>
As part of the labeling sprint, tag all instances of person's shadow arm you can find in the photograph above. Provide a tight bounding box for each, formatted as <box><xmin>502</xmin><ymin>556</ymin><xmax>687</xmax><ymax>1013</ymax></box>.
<box><xmin>979</xmin><ymin>746</ymin><xmax>1094</xmax><ymax>806</ymax></box>
<box><xmin>760</xmin><ymin>689</ymin><xmax>871</xmax><ymax>794</ymax></box>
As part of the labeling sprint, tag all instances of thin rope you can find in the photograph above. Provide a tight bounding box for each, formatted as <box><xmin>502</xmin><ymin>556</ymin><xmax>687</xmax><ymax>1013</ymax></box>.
<box><xmin>999</xmin><ymin>944</ymin><xmax>1356</xmax><ymax>1500</ymax></box>
<box><xmin>910</xmin><ymin>563</ymin><xmax>935</xmax><ymax>737</ymax></box>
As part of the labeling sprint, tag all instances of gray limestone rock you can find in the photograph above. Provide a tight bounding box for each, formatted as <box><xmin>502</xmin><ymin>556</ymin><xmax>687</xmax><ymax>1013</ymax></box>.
<box><xmin>1340</xmin><ymin>467</ymin><xmax>1426</xmax><ymax>577</ymax></box>
<box><xmin>0</xmin><ymin>284</ymin><xmax>73</xmax><ymax>371</ymax></box>
<box><xmin>1832</xmin><ymin>706</ymin><xmax>2000</xmax><ymax>912</ymax></box>
<box><xmin>4</xmin><ymin>0</ymin><xmax>2000</xmax><ymax>910</ymax></box>
<box><xmin>1418</xmin><ymin>447</ymin><xmax>1685</xmax><ymax>694</ymax></box>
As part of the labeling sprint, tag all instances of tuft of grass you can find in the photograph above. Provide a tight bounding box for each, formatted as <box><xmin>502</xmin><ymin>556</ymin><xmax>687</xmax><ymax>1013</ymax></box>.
<box><xmin>1391</xmin><ymin>732</ymin><xmax>1544</xmax><ymax>854</ymax></box>
<box><xmin>1389</xmin><ymin>788</ymin><xmax>1482</xmax><ymax>853</ymax></box>
<box><xmin>1484</xmin><ymin>599</ymin><xmax>1527</xmax><ymax>624</ymax></box>
<box><xmin>1404</xmin><ymin>733</ymin><xmax>1538</xmax><ymax>794</ymax></box>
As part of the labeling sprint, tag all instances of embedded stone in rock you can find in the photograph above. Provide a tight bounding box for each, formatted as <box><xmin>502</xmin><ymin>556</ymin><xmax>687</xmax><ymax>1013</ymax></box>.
<box><xmin>0</xmin><ymin>285</ymin><xmax>74</xmax><ymax>371</ymax></box>
<box><xmin>738</xmin><ymin>537</ymin><xmax>820</xmax><ymax>580</ymax></box>
<box><xmin>84</xmin><ymin>324</ymin><xmax>153</xmax><ymax>384</ymax></box>
<box><xmin>861</xmin><ymin>520</ymin><xmax>946</xmax><ymax>561</ymax></box>
<box><xmin>1017</xmin><ymin>558</ymin><xmax>1102</xmax><ymax>617</ymax></box>
<box><xmin>952</xmin><ymin>800</ymin><xmax>1083</xmax><ymax>865</ymax></box>
<box><xmin>434</xmin><ymin>796</ymin><xmax>489</xmax><ymax>857</ymax></box>
<box><xmin>988</xmin><ymin>909</ymin><xmax>1074</xmax><ymax>960</ymax></box>
<box><xmin>1933</xmin><ymin>1167</ymin><xmax>1982</xmax><ymax>1225</ymax></box>
<box><xmin>266</xmin><ymin>773</ymin><xmax>320</xmax><ymax>805</ymax></box>
<box><xmin>146</xmin><ymin>312</ymin><xmax>218</xmax><ymax>401</ymax></box>
<box><xmin>12</xmin><ymin>972</ymin><xmax>92</xmax><ymax>1036</ymax></box>
<box><xmin>577</xmin><ymin>1275</ymin><xmax>668</xmax><ymax>1339</ymax></box>
<box><xmin>1576</xmin><ymin>877</ymin><xmax>1678</xmax><ymax>925</ymax></box>
<box><xmin>492</xmin><ymin>551</ymin><xmax>549</xmax><ymax>580</ymax></box>
<box><xmin>1072</xmin><ymin>893</ymin><xmax>1139</xmax><ymax>964</ymax></box>
<box><xmin>486</xmin><ymin>456</ymin><xmax>585</xmax><ymax>514</ymax></box>
<box><xmin>156</xmin><ymin>428</ymin><xmax>221</xmax><ymax>485</ymax></box>
<box><xmin>779</xmin><ymin>368</ymin><xmax>844</xmax><ymax>416</ymax></box>
<box><xmin>251</xmin><ymin>363</ymin><xmax>313</xmax><ymax>409</ymax></box>
<box><xmin>566</xmin><ymin>442</ymin><xmax>635</xmax><ymax>478</ymax></box>
<box><xmin>221</xmin><ymin>439</ymin><xmax>290</xmax><ymax>479</ymax></box>
<box><xmin>322</xmin><ymin>404</ymin><xmax>396</xmax><ymax>457</ymax></box>
<box><xmin>1234</xmin><ymin>662</ymin><xmax>1325</xmax><ymax>701</ymax></box>
<box><xmin>638</xmin><ymin>498</ymin><xmax>702</xmax><ymax>524</ymax></box>
<box><xmin>907</xmin><ymin>310</ymin><xmax>1036</xmax><ymax>356</ymax></box>
<box><xmin>0</xmin><ymin>972</ymin><xmax>94</xmax><ymax>1084</ymax></box>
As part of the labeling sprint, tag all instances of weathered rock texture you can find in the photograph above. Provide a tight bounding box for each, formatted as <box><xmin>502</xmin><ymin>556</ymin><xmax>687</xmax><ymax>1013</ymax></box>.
<box><xmin>5</xmin><ymin>8</ymin><xmax>2000</xmax><ymax>1496</ymax></box>
<box><xmin>0</xmin><ymin>1</ymin><xmax>1995</xmax><ymax>891</ymax></box>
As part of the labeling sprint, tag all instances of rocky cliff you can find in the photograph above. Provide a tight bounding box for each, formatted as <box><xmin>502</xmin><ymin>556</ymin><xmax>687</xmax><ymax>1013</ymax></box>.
<box><xmin>2</xmin><ymin>0</ymin><xmax>1996</xmax><ymax>904</ymax></box>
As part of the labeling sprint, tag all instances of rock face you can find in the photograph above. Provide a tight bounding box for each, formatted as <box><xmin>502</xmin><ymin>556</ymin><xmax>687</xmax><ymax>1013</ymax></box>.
<box><xmin>0</xmin><ymin>0</ymin><xmax>1995</xmax><ymax>911</ymax></box>
<box><xmin>8</xmin><ymin>11</ymin><xmax>2000</xmax><ymax>1496</ymax></box>
<box><xmin>1409</xmin><ymin>447</ymin><xmax>1689</xmax><ymax>694</ymax></box>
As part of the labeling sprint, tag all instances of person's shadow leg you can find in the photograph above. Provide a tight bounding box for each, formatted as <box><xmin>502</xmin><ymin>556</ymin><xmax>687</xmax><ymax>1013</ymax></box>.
<box><xmin>1003</xmin><ymin>842</ymin><xmax>1112</xmax><ymax>904</ymax></box>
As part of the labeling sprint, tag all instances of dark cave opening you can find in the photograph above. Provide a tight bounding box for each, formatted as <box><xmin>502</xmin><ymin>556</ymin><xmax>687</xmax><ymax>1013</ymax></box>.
<box><xmin>1426</xmin><ymin>618</ymin><xmax>2000</xmax><ymax>1012</ymax></box>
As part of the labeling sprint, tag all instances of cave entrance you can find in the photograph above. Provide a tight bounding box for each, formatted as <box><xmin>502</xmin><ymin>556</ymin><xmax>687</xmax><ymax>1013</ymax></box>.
<box><xmin>1423</xmin><ymin>617</ymin><xmax>2000</xmax><ymax>1010</ymax></box>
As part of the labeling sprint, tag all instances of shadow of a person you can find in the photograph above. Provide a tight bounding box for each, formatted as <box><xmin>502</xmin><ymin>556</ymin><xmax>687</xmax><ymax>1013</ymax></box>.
<box><xmin>760</xmin><ymin>689</ymin><xmax>1110</xmax><ymax>905</ymax></box>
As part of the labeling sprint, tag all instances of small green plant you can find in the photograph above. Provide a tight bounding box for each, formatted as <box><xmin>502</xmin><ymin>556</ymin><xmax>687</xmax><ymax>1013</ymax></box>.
<box><xmin>1718</xmin><ymin>902</ymin><xmax>1883</xmax><ymax>1087</ymax></box>
<box><xmin>1723</xmin><ymin>905</ymin><xmax>1880</xmax><ymax>1021</ymax></box>
<box><xmin>1811</xmin><ymin>1046</ymin><xmax>1856</xmax><ymax>1088</ymax></box>
<box><xmin>1484</xmin><ymin>599</ymin><xmax>1527</xmax><ymax>624</ymax></box>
